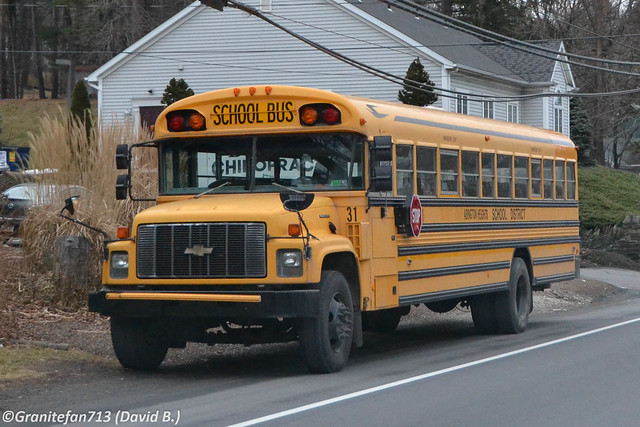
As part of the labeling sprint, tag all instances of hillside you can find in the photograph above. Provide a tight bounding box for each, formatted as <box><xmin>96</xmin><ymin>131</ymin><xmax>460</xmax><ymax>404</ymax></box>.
<box><xmin>0</xmin><ymin>99</ymin><xmax>67</xmax><ymax>147</ymax></box>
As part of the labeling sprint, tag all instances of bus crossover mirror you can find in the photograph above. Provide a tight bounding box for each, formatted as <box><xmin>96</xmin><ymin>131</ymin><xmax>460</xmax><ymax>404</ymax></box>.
<box><xmin>115</xmin><ymin>144</ymin><xmax>130</xmax><ymax>170</ymax></box>
<box><xmin>60</xmin><ymin>196</ymin><xmax>80</xmax><ymax>216</ymax></box>
<box><xmin>280</xmin><ymin>192</ymin><xmax>315</xmax><ymax>212</ymax></box>
<box><xmin>116</xmin><ymin>174</ymin><xmax>129</xmax><ymax>200</ymax></box>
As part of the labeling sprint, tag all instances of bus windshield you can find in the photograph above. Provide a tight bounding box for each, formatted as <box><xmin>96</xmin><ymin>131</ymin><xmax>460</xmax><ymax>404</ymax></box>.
<box><xmin>160</xmin><ymin>132</ymin><xmax>365</xmax><ymax>195</ymax></box>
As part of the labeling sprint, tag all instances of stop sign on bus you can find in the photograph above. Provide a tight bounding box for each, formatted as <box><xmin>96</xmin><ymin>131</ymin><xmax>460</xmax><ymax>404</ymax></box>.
<box><xmin>409</xmin><ymin>194</ymin><xmax>422</xmax><ymax>237</ymax></box>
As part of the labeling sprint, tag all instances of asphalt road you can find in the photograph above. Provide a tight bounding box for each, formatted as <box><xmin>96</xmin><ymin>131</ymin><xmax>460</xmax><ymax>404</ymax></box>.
<box><xmin>2</xmin><ymin>270</ymin><xmax>640</xmax><ymax>427</ymax></box>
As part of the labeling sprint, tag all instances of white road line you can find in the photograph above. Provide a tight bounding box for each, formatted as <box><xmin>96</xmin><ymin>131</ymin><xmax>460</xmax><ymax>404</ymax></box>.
<box><xmin>228</xmin><ymin>317</ymin><xmax>640</xmax><ymax>427</ymax></box>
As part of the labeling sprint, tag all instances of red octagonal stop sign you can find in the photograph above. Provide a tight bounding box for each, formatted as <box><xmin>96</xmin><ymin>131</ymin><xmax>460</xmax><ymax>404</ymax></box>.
<box><xmin>409</xmin><ymin>194</ymin><xmax>422</xmax><ymax>237</ymax></box>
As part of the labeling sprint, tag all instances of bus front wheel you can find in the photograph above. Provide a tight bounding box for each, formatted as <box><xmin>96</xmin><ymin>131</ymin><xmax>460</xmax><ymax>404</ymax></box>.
<box><xmin>110</xmin><ymin>317</ymin><xmax>168</xmax><ymax>371</ymax></box>
<box><xmin>298</xmin><ymin>270</ymin><xmax>354</xmax><ymax>373</ymax></box>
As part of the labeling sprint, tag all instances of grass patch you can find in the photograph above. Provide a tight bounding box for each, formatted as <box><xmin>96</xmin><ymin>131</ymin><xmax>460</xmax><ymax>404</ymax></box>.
<box><xmin>0</xmin><ymin>99</ymin><xmax>67</xmax><ymax>147</ymax></box>
<box><xmin>579</xmin><ymin>166</ymin><xmax>640</xmax><ymax>229</ymax></box>
<box><xmin>0</xmin><ymin>346</ymin><xmax>103</xmax><ymax>383</ymax></box>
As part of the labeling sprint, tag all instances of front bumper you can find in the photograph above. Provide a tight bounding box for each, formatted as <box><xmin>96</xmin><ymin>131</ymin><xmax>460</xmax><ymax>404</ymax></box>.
<box><xmin>89</xmin><ymin>287</ymin><xmax>320</xmax><ymax>319</ymax></box>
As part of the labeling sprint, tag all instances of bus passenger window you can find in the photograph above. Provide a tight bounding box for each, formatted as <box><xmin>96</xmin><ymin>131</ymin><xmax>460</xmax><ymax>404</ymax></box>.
<box><xmin>481</xmin><ymin>153</ymin><xmax>495</xmax><ymax>198</ymax></box>
<box><xmin>543</xmin><ymin>159</ymin><xmax>553</xmax><ymax>199</ymax></box>
<box><xmin>555</xmin><ymin>160</ymin><xmax>565</xmax><ymax>199</ymax></box>
<box><xmin>497</xmin><ymin>154</ymin><xmax>512</xmax><ymax>198</ymax></box>
<box><xmin>461</xmin><ymin>151</ymin><xmax>479</xmax><ymax>197</ymax></box>
<box><xmin>531</xmin><ymin>158</ymin><xmax>542</xmax><ymax>198</ymax></box>
<box><xmin>514</xmin><ymin>156</ymin><xmax>529</xmax><ymax>198</ymax></box>
<box><xmin>566</xmin><ymin>162</ymin><xmax>576</xmax><ymax>199</ymax></box>
<box><xmin>440</xmin><ymin>149</ymin><xmax>459</xmax><ymax>195</ymax></box>
<box><xmin>396</xmin><ymin>145</ymin><xmax>414</xmax><ymax>196</ymax></box>
<box><xmin>417</xmin><ymin>146</ymin><xmax>436</xmax><ymax>196</ymax></box>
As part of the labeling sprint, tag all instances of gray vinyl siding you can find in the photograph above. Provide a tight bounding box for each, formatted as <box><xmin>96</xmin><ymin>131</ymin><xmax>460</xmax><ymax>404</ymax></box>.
<box><xmin>521</xmin><ymin>89</ymin><xmax>545</xmax><ymax>129</ymax></box>
<box><xmin>449</xmin><ymin>73</ymin><xmax>521</xmax><ymax>122</ymax></box>
<box><xmin>96</xmin><ymin>0</ymin><xmax>443</xmax><ymax>126</ymax></box>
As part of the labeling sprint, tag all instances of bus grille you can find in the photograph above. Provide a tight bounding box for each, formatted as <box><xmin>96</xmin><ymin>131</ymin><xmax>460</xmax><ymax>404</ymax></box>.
<box><xmin>136</xmin><ymin>223</ymin><xmax>266</xmax><ymax>279</ymax></box>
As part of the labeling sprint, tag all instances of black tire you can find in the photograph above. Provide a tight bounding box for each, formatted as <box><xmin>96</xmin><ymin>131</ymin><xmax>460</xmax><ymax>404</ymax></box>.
<box><xmin>110</xmin><ymin>317</ymin><xmax>168</xmax><ymax>371</ymax></box>
<box><xmin>495</xmin><ymin>257</ymin><xmax>532</xmax><ymax>334</ymax></box>
<box><xmin>362</xmin><ymin>308</ymin><xmax>403</xmax><ymax>333</ymax></box>
<box><xmin>471</xmin><ymin>293</ymin><xmax>499</xmax><ymax>334</ymax></box>
<box><xmin>298</xmin><ymin>270</ymin><xmax>354</xmax><ymax>373</ymax></box>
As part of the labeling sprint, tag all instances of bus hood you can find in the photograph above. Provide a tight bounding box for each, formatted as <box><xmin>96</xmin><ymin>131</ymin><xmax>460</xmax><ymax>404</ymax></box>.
<box><xmin>132</xmin><ymin>193</ymin><xmax>336</xmax><ymax>227</ymax></box>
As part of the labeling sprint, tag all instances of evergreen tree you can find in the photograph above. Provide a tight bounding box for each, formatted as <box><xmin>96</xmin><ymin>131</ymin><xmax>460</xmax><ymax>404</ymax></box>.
<box><xmin>570</xmin><ymin>98</ymin><xmax>595</xmax><ymax>166</ymax></box>
<box><xmin>161</xmin><ymin>78</ymin><xmax>195</xmax><ymax>106</ymax></box>
<box><xmin>398</xmin><ymin>58</ymin><xmax>438</xmax><ymax>107</ymax></box>
<box><xmin>70</xmin><ymin>80</ymin><xmax>92</xmax><ymax>139</ymax></box>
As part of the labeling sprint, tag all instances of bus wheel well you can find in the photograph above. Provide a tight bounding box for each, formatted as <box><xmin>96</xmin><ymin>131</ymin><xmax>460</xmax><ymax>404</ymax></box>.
<box><xmin>512</xmin><ymin>247</ymin><xmax>534</xmax><ymax>290</ymax></box>
<box><xmin>321</xmin><ymin>253</ymin><xmax>360</xmax><ymax>306</ymax></box>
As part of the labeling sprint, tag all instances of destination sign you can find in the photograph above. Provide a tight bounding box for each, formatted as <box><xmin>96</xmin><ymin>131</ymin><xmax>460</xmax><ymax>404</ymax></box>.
<box><xmin>211</xmin><ymin>101</ymin><xmax>295</xmax><ymax>126</ymax></box>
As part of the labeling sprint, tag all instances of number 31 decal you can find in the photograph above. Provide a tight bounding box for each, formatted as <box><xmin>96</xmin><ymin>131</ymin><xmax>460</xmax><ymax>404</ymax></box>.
<box><xmin>346</xmin><ymin>207</ymin><xmax>358</xmax><ymax>222</ymax></box>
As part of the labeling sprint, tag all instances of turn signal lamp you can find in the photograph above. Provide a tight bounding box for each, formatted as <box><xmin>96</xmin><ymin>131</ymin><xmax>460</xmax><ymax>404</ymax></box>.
<box><xmin>288</xmin><ymin>223</ymin><xmax>302</xmax><ymax>237</ymax></box>
<box><xmin>117</xmin><ymin>227</ymin><xmax>130</xmax><ymax>239</ymax></box>
<box><xmin>167</xmin><ymin>110</ymin><xmax>206</xmax><ymax>132</ymax></box>
<box><xmin>299</xmin><ymin>104</ymin><xmax>341</xmax><ymax>126</ymax></box>
<box><xmin>188</xmin><ymin>112</ymin><xmax>206</xmax><ymax>130</ymax></box>
<box><xmin>300</xmin><ymin>106</ymin><xmax>319</xmax><ymax>125</ymax></box>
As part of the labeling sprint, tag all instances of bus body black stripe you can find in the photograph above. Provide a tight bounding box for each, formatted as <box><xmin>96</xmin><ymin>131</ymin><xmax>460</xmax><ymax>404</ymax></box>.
<box><xmin>398</xmin><ymin>236</ymin><xmax>581</xmax><ymax>256</ymax></box>
<box><xmin>420</xmin><ymin>220</ymin><xmax>579</xmax><ymax>233</ymax></box>
<box><xmin>533</xmin><ymin>255</ymin><xmax>576</xmax><ymax>265</ymax></box>
<box><xmin>536</xmin><ymin>272</ymin><xmax>578</xmax><ymax>285</ymax></box>
<box><xmin>368</xmin><ymin>196</ymin><xmax>578</xmax><ymax>209</ymax></box>
<box><xmin>398</xmin><ymin>282</ymin><xmax>509</xmax><ymax>306</ymax></box>
<box><xmin>398</xmin><ymin>261</ymin><xmax>510</xmax><ymax>281</ymax></box>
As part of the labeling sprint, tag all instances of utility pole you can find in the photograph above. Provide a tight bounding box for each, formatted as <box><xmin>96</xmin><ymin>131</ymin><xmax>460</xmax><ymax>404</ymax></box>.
<box><xmin>592</xmin><ymin>0</ymin><xmax>608</xmax><ymax>165</ymax></box>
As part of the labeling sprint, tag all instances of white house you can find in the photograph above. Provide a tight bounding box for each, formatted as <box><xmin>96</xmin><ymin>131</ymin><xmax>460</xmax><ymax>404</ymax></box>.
<box><xmin>86</xmin><ymin>0</ymin><xmax>576</xmax><ymax>136</ymax></box>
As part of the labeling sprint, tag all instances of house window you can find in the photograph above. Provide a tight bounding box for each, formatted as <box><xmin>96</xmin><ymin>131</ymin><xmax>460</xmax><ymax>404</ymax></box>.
<box><xmin>260</xmin><ymin>0</ymin><xmax>272</xmax><ymax>12</ymax></box>
<box><xmin>554</xmin><ymin>96</ymin><xmax>563</xmax><ymax>133</ymax></box>
<box><xmin>483</xmin><ymin>101</ymin><xmax>494</xmax><ymax>119</ymax></box>
<box><xmin>507</xmin><ymin>102</ymin><xmax>519</xmax><ymax>123</ymax></box>
<box><xmin>456</xmin><ymin>94</ymin><xmax>468</xmax><ymax>115</ymax></box>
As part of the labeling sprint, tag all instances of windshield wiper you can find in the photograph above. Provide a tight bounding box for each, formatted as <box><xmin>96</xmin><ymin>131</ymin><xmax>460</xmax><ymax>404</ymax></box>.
<box><xmin>194</xmin><ymin>181</ymin><xmax>230</xmax><ymax>199</ymax></box>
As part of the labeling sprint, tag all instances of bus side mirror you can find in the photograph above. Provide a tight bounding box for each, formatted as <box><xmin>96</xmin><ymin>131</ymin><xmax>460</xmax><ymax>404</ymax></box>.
<box><xmin>280</xmin><ymin>192</ymin><xmax>315</xmax><ymax>212</ymax></box>
<box><xmin>116</xmin><ymin>174</ymin><xmax>129</xmax><ymax>200</ymax></box>
<box><xmin>116</xmin><ymin>144</ymin><xmax>130</xmax><ymax>170</ymax></box>
<box><xmin>369</xmin><ymin>136</ymin><xmax>393</xmax><ymax>192</ymax></box>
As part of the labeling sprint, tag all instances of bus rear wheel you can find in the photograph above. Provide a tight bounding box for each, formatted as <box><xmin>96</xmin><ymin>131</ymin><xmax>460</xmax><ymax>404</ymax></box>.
<box><xmin>298</xmin><ymin>270</ymin><xmax>354</xmax><ymax>373</ymax></box>
<box><xmin>495</xmin><ymin>257</ymin><xmax>531</xmax><ymax>334</ymax></box>
<box><xmin>111</xmin><ymin>317</ymin><xmax>169</xmax><ymax>371</ymax></box>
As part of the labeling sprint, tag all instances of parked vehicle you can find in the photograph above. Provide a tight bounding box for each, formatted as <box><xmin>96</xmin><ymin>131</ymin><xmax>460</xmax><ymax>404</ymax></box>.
<box><xmin>0</xmin><ymin>183</ymin><xmax>90</xmax><ymax>230</ymax></box>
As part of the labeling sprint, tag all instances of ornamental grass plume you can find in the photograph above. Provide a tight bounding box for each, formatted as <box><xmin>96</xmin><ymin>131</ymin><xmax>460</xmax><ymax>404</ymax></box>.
<box><xmin>18</xmin><ymin>110</ymin><xmax>157</xmax><ymax>306</ymax></box>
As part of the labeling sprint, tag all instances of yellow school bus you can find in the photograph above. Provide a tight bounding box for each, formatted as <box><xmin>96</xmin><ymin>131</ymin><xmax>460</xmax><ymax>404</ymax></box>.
<box><xmin>89</xmin><ymin>85</ymin><xmax>579</xmax><ymax>373</ymax></box>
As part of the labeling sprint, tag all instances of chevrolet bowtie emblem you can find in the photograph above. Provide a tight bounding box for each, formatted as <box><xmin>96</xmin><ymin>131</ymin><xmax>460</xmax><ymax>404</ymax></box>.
<box><xmin>184</xmin><ymin>245</ymin><xmax>213</xmax><ymax>256</ymax></box>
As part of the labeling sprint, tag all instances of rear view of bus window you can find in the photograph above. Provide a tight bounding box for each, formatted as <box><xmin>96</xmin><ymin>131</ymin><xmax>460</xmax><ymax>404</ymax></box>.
<box><xmin>567</xmin><ymin>162</ymin><xmax>576</xmax><ymax>199</ymax></box>
<box><xmin>396</xmin><ymin>145</ymin><xmax>414</xmax><ymax>196</ymax></box>
<box><xmin>543</xmin><ymin>159</ymin><xmax>554</xmax><ymax>199</ymax></box>
<box><xmin>514</xmin><ymin>156</ymin><xmax>529</xmax><ymax>198</ymax></box>
<box><xmin>531</xmin><ymin>158</ymin><xmax>542</xmax><ymax>197</ymax></box>
<box><xmin>497</xmin><ymin>154</ymin><xmax>512</xmax><ymax>198</ymax></box>
<box><xmin>417</xmin><ymin>146</ymin><xmax>436</xmax><ymax>196</ymax></box>
<box><xmin>555</xmin><ymin>160</ymin><xmax>565</xmax><ymax>199</ymax></box>
<box><xmin>481</xmin><ymin>153</ymin><xmax>495</xmax><ymax>198</ymax></box>
<box><xmin>440</xmin><ymin>149</ymin><xmax>459</xmax><ymax>195</ymax></box>
<box><xmin>461</xmin><ymin>151</ymin><xmax>479</xmax><ymax>197</ymax></box>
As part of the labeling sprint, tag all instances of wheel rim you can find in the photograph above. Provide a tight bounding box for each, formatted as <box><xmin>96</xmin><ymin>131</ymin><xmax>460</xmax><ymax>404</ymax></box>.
<box><xmin>327</xmin><ymin>293</ymin><xmax>352</xmax><ymax>352</ymax></box>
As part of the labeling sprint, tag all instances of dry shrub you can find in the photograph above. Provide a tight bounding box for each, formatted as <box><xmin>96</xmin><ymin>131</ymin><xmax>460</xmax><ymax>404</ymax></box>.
<box><xmin>18</xmin><ymin>110</ymin><xmax>157</xmax><ymax>307</ymax></box>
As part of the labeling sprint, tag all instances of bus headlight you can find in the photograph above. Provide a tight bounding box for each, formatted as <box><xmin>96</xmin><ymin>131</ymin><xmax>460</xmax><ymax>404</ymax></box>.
<box><xmin>110</xmin><ymin>251</ymin><xmax>129</xmax><ymax>279</ymax></box>
<box><xmin>277</xmin><ymin>249</ymin><xmax>303</xmax><ymax>277</ymax></box>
